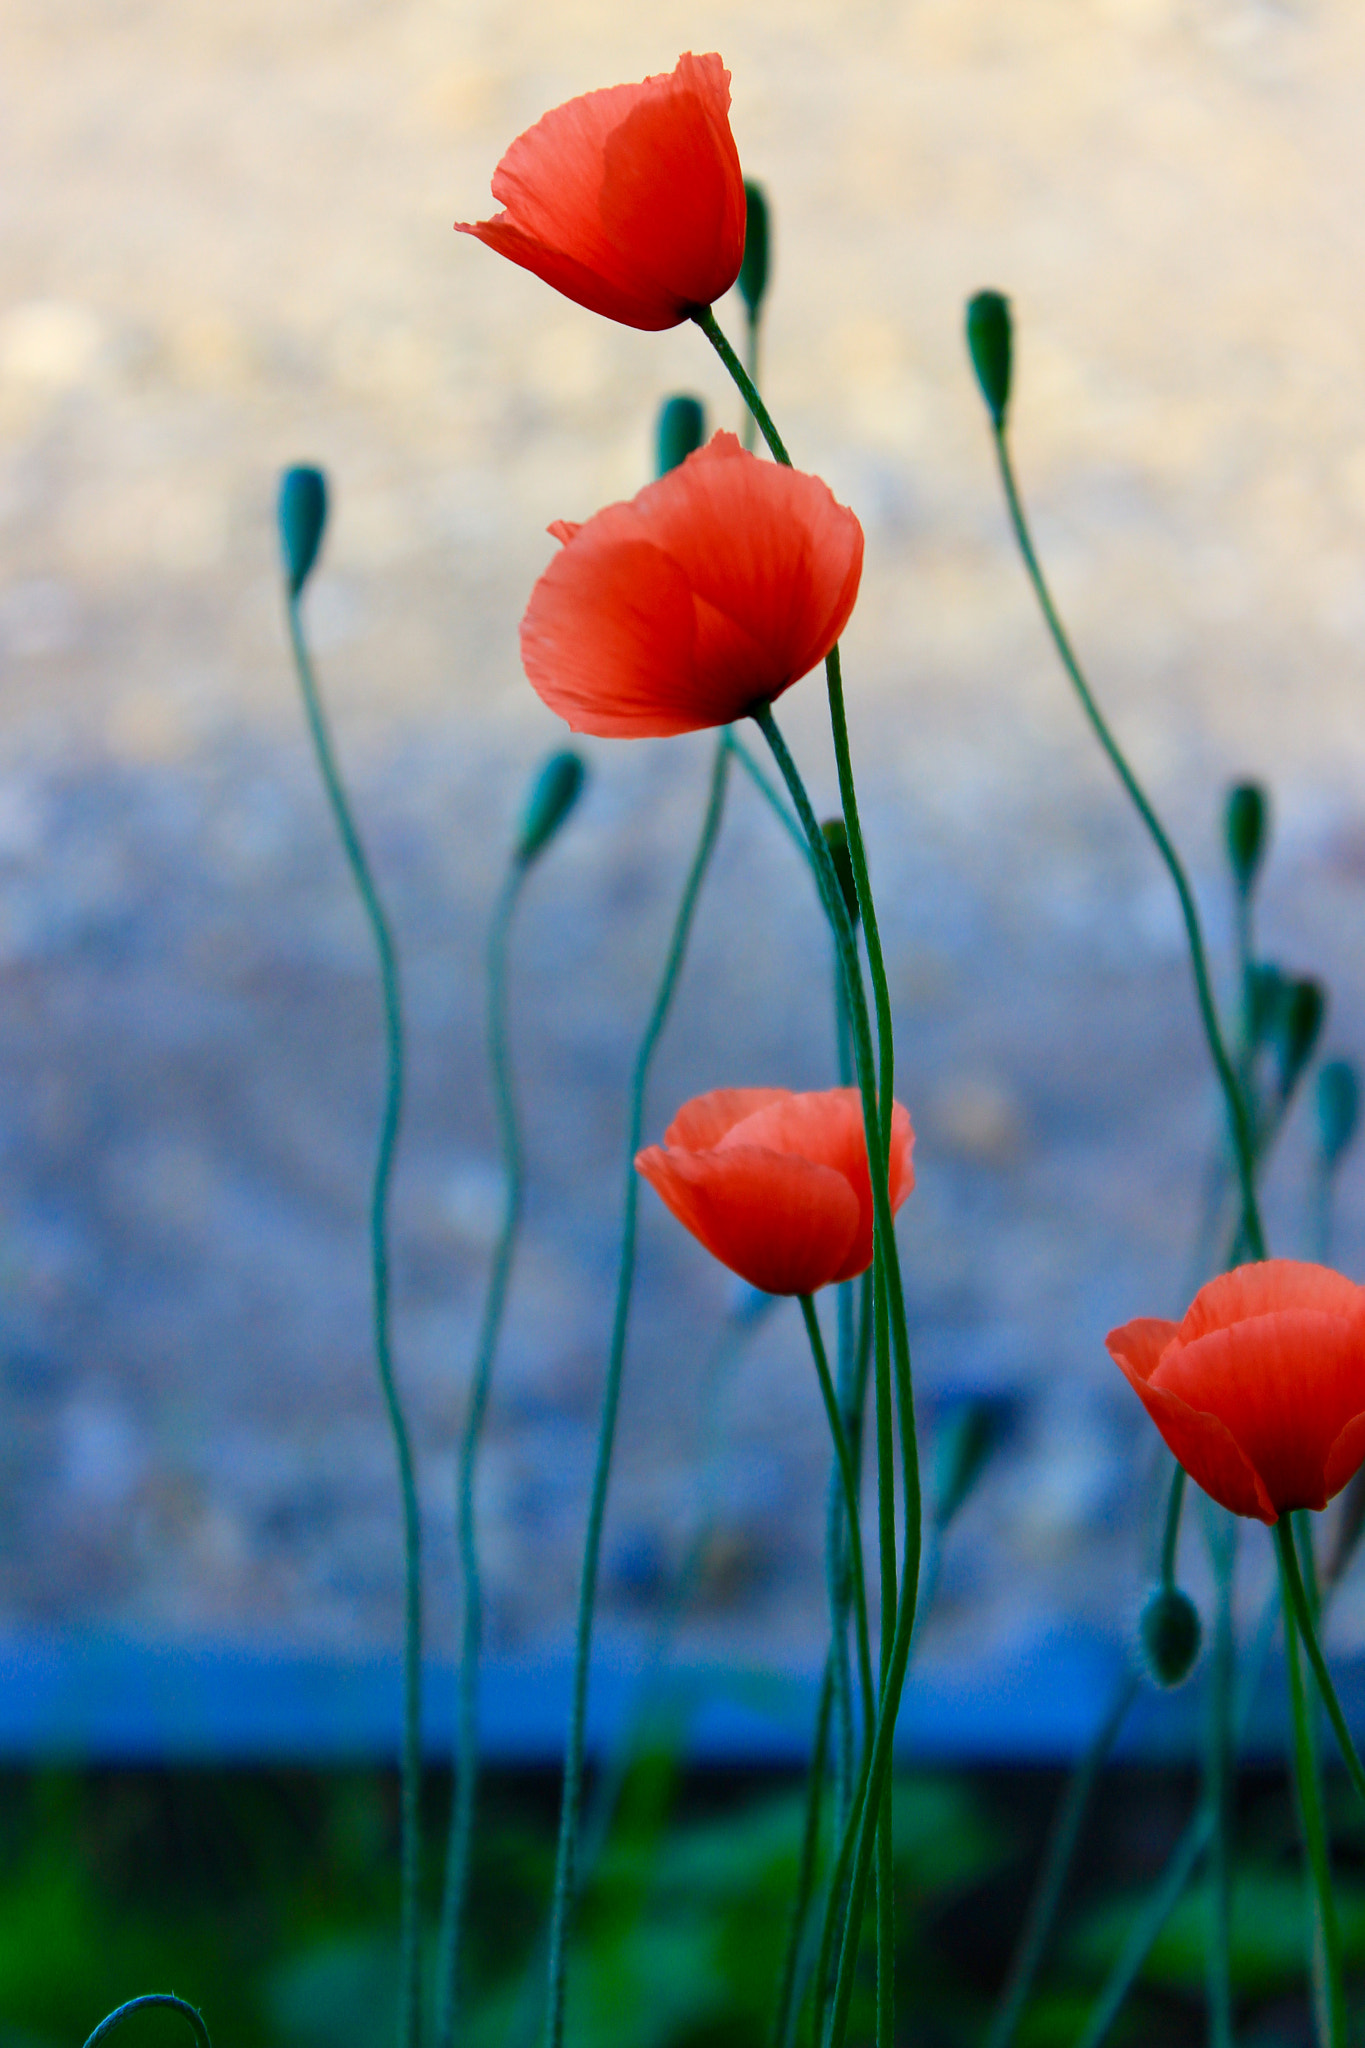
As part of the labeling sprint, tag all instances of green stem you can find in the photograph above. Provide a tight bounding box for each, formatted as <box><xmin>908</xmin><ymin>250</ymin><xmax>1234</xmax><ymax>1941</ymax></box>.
<box><xmin>751</xmin><ymin>705</ymin><xmax>921</xmax><ymax>2048</ymax></box>
<box><xmin>985</xmin><ymin>1673</ymin><xmax>1140</xmax><ymax>2048</ymax></box>
<box><xmin>436</xmin><ymin>861</ymin><xmax>527</xmax><ymax>2048</ymax></box>
<box><xmin>1276</xmin><ymin>1516</ymin><xmax>1365</xmax><ymax>1804</ymax></box>
<box><xmin>693</xmin><ymin>305</ymin><xmax>791</xmax><ymax>466</ymax></box>
<box><xmin>801</xmin><ymin>1295</ymin><xmax>876</xmax><ymax>1753</ymax></box>
<box><xmin>83</xmin><ymin>1999</ymin><xmax>212</xmax><ymax>2048</ymax></box>
<box><xmin>543</xmin><ymin>735</ymin><xmax>731</xmax><ymax>2048</ymax></box>
<box><xmin>1280</xmin><ymin>1524</ymin><xmax>1347</xmax><ymax>2048</ymax></box>
<box><xmin>287</xmin><ymin>599</ymin><xmax>422</xmax><ymax>2048</ymax></box>
<box><xmin>743</xmin><ymin>304</ymin><xmax>762</xmax><ymax>454</ymax></box>
<box><xmin>725</xmin><ymin>729</ymin><xmax>810</xmax><ymax>861</ymax></box>
<box><xmin>772</xmin><ymin>1660</ymin><xmax>836</xmax><ymax>2048</ymax></box>
<box><xmin>990</xmin><ymin>428</ymin><xmax>1265</xmax><ymax>1264</ymax></box>
<box><xmin>1205</xmin><ymin>1507</ymin><xmax>1236</xmax><ymax>2048</ymax></box>
<box><xmin>1160</xmin><ymin>1465</ymin><xmax>1187</xmax><ymax>1589</ymax></box>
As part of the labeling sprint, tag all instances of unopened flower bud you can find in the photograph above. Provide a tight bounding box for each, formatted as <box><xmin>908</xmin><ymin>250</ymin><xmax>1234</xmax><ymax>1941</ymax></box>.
<box><xmin>515</xmin><ymin>750</ymin><xmax>587</xmax><ymax>867</ymax></box>
<box><xmin>656</xmin><ymin>396</ymin><xmax>707</xmax><ymax>477</ymax></box>
<box><xmin>966</xmin><ymin>291</ymin><xmax>1012</xmax><ymax>431</ymax></box>
<box><xmin>933</xmin><ymin>1398</ymin><xmax>1003</xmax><ymax>1533</ymax></box>
<box><xmin>1140</xmin><ymin>1584</ymin><xmax>1201</xmax><ymax>1688</ymax></box>
<box><xmin>1317</xmin><ymin>1059</ymin><xmax>1360</xmax><ymax>1172</ymax></box>
<box><xmin>738</xmin><ymin>181</ymin><xmax>770</xmax><ymax>320</ymax></box>
<box><xmin>821</xmin><ymin>818</ymin><xmax>860</xmax><ymax>929</ymax></box>
<box><xmin>1244</xmin><ymin>962</ymin><xmax>1285</xmax><ymax>1051</ymax></box>
<box><xmin>1224</xmin><ymin>782</ymin><xmax>1268</xmax><ymax>898</ymax></box>
<box><xmin>1274</xmin><ymin>977</ymin><xmax>1326</xmax><ymax>1101</ymax></box>
<box><xmin>278</xmin><ymin>465</ymin><xmax>328</xmax><ymax>598</ymax></box>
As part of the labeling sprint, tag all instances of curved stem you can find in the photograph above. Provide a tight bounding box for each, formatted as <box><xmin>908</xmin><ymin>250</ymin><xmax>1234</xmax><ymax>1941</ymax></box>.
<box><xmin>1281</xmin><ymin>1523</ymin><xmax>1346</xmax><ymax>2048</ymax></box>
<box><xmin>1160</xmin><ymin>1465</ymin><xmax>1187</xmax><ymax>1589</ymax></box>
<box><xmin>1276</xmin><ymin>1515</ymin><xmax>1365</xmax><ymax>1804</ymax></box>
<box><xmin>986</xmin><ymin>1672</ymin><xmax>1140</xmax><ymax>2048</ymax></box>
<box><xmin>287</xmin><ymin>598</ymin><xmax>422</xmax><ymax>2048</ymax></box>
<box><xmin>1205</xmin><ymin>1507</ymin><xmax>1236</xmax><ymax>2048</ymax></box>
<box><xmin>83</xmin><ymin>1998</ymin><xmax>212</xmax><ymax>2048</ymax></box>
<box><xmin>543</xmin><ymin>735</ymin><xmax>732</xmax><ymax>2048</ymax></box>
<box><xmin>772</xmin><ymin>1659</ymin><xmax>836</xmax><ymax>2048</ymax></box>
<box><xmin>751</xmin><ymin>705</ymin><xmax>922</xmax><ymax>2048</ymax></box>
<box><xmin>989</xmin><ymin>427</ymin><xmax>1265</xmax><ymax>1264</ymax></box>
<box><xmin>801</xmin><ymin>1296</ymin><xmax>876</xmax><ymax>1752</ymax></box>
<box><xmin>724</xmin><ymin>729</ymin><xmax>810</xmax><ymax>861</ymax></box>
<box><xmin>436</xmin><ymin>860</ymin><xmax>527</xmax><ymax>2048</ymax></box>
<box><xmin>693</xmin><ymin>306</ymin><xmax>792</xmax><ymax>466</ymax></box>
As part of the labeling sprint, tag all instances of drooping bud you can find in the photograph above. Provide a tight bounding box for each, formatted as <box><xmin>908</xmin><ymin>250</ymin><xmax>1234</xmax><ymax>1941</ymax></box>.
<box><xmin>966</xmin><ymin>292</ymin><xmax>1012</xmax><ymax>431</ymax></box>
<box><xmin>1224</xmin><ymin>782</ymin><xmax>1268</xmax><ymax>898</ymax></box>
<box><xmin>1316</xmin><ymin>1059</ymin><xmax>1360</xmax><ymax>1171</ymax></box>
<box><xmin>278</xmin><ymin>465</ymin><xmax>328</xmax><ymax>598</ymax></box>
<box><xmin>932</xmin><ymin>1398</ymin><xmax>1003</xmax><ymax>1533</ymax></box>
<box><xmin>1244</xmin><ymin>961</ymin><xmax>1285</xmax><ymax>1050</ymax></box>
<box><xmin>1139</xmin><ymin>1584</ymin><xmax>1201</xmax><ymax>1688</ymax></box>
<box><xmin>821</xmin><ymin>818</ymin><xmax>860</xmax><ymax>929</ymax></box>
<box><xmin>515</xmin><ymin>750</ymin><xmax>587</xmax><ymax>867</ymax></box>
<box><xmin>738</xmin><ymin>181</ymin><xmax>771</xmax><ymax>321</ymax></box>
<box><xmin>656</xmin><ymin>396</ymin><xmax>707</xmax><ymax>477</ymax></box>
<box><xmin>1273</xmin><ymin>977</ymin><xmax>1326</xmax><ymax>1101</ymax></box>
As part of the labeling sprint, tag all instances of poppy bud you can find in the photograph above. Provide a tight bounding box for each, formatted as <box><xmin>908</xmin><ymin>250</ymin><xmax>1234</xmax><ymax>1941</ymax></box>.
<box><xmin>821</xmin><ymin>818</ymin><xmax>860</xmax><ymax>929</ymax></box>
<box><xmin>1224</xmin><ymin>782</ymin><xmax>1268</xmax><ymax>898</ymax></box>
<box><xmin>966</xmin><ymin>291</ymin><xmax>1012</xmax><ymax>431</ymax></box>
<box><xmin>1244</xmin><ymin>961</ymin><xmax>1285</xmax><ymax>1050</ymax></box>
<box><xmin>278</xmin><ymin>465</ymin><xmax>328</xmax><ymax>598</ymax></box>
<box><xmin>1317</xmin><ymin>1059</ymin><xmax>1360</xmax><ymax>1171</ymax></box>
<box><xmin>932</xmin><ymin>1398</ymin><xmax>1003</xmax><ymax>1533</ymax></box>
<box><xmin>515</xmin><ymin>750</ymin><xmax>587</xmax><ymax>867</ymax></box>
<box><xmin>739</xmin><ymin>181</ymin><xmax>771</xmax><ymax>320</ymax></box>
<box><xmin>1139</xmin><ymin>1584</ymin><xmax>1201</xmax><ymax>1687</ymax></box>
<box><xmin>1273</xmin><ymin>977</ymin><xmax>1326</xmax><ymax>1101</ymax></box>
<box><xmin>656</xmin><ymin>395</ymin><xmax>707</xmax><ymax>477</ymax></box>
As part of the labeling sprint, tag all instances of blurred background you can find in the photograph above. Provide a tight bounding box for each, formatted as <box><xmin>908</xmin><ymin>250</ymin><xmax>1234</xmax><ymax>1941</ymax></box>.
<box><xmin>7</xmin><ymin>0</ymin><xmax>1365</xmax><ymax>1764</ymax></box>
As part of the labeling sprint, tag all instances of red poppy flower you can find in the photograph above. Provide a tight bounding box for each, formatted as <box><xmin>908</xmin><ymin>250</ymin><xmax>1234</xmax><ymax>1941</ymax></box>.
<box><xmin>455</xmin><ymin>53</ymin><xmax>746</xmax><ymax>331</ymax></box>
<box><xmin>1107</xmin><ymin>1261</ymin><xmax>1365</xmax><ymax>1523</ymax></box>
<box><xmin>521</xmin><ymin>433</ymin><xmax>864</xmax><ymax>738</ymax></box>
<box><xmin>635</xmin><ymin>1087</ymin><xmax>915</xmax><ymax>1297</ymax></box>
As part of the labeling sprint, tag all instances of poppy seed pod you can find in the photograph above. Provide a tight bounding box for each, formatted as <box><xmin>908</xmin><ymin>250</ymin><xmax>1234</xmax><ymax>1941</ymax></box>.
<box><xmin>656</xmin><ymin>395</ymin><xmax>707</xmax><ymax>477</ymax></box>
<box><xmin>521</xmin><ymin>433</ymin><xmax>863</xmax><ymax>739</ymax></box>
<box><xmin>1224</xmin><ymin>782</ymin><xmax>1268</xmax><ymax>898</ymax></box>
<box><xmin>1107</xmin><ymin>1261</ymin><xmax>1365</xmax><ymax>1522</ymax></box>
<box><xmin>515</xmin><ymin>750</ymin><xmax>587</xmax><ymax>867</ymax></box>
<box><xmin>636</xmin><ymin>1086</ymin><xmax>914</xmax><ymax>1297</ymax></box>
<box><xmin>738</xmin><ymin>180</ymin><xmax>770</xmax><ymax>320</ymax></box>
<box><xmin>456</xmin><ymin>54</ymin><xmax>746</xmax><ymax>332</ymax></box>
<box><xmin>1140</xmin><ymin>1585</ymin><xmax>1202</xmax><ymax>1687</ymax></box>
<box><xmin>278</xmin><ymin>466</ymin><xmax>328</xmax><ymax>598</ymax></box>
<box><xmin>1317</xmin><ymin>1059</ymin><xmax>1361</xmax><ymax>1171</ymax></box>
<box><xmin>966</xmin><ymin>291</ymin><xmax>1012</xmax><ymax>431</ymax></box>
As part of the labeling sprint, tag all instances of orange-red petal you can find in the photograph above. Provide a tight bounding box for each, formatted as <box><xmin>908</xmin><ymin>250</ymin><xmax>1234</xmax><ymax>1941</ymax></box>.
<box><xmin>520</xmin><ymin>434</ymin><xmax>864</xmax><ymax>738</ymax></box>
<box><xmin>456</xmin><ymin>54</ymin><xmax>745</xmax><ymax>331</ymax></box>
<box><xmin>664</xmin><ymin>1087</ymin><xmax>790</xmax><ymax>1151</ymax></box>
<box><xmin>635</xmin><ymin>1140</ymin><xmax>861</xmax><ymax>1296</ymax></box>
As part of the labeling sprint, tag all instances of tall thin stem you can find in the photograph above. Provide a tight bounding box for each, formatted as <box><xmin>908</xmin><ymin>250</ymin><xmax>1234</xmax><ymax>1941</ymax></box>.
<box><xmin>543</xmin><ymin>736</ymin><xmax>732</xmax><ymax>2048</ymax></box>
<box><xmin>693</xmin><ymin>306</ymin><xmax>791</xmax><ymax>466</ymax></box>
<box><xmin>287</xmin><ymin>600</ymin><xmax>422</xmax><ymax>2048</ymax></box>
<box><xmin>989</xmin><ymin>427</ymin><xmax>1265</xmax><ymax>1264</ymax></box>
<box><xmin>1280</xmin><ymin>1523</ymin><xmax>1347</xmax><ymax>2048</ymax></box>
<box><xmin>1160</xmin><ymin>1465</ymin><xmax>1187</xmax><ymax>1588</ymax></box>
<box><xmin>800</xmin><ymin>1296</ymin><xmax>876</xmax><ymax>1752</ymax></box>
<box><xmin>436</xmin><ymin>861</ymin><xmax>527</xmax><ymax>2048</ymax></box>
<box><xmin>1205</xmin><ymin>1507</ymin><xmax>1237</xmax><ymax>2048</ymax></box>
<box><xmin>772</xmin><ymin>1660</ymin><xmax>836</xmax><ymax>2048</ymax></box>
<box><xmin>1276</xmin><ymin>1516</ymin><xmax>1365</xmax><ymax>1805</ymax></box>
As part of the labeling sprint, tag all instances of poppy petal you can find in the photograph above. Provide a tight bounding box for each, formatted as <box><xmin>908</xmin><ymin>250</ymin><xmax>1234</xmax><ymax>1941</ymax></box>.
<box><xmin>1176</xmin><ymin>1260</ymin><xmax>1364</xmax><ymax>1343</ymax></box>
<box><xmin>664</xmin><ymin>1087</ymin><xmax>790</xmax><ymax>1151</ymax></box>
<box><xmin>1109</xmin><ymin>1343</ymin><xmax>1276</xmax><ymax>1522</ymax></box>
<box><xmin>1153</xmin><ymin>1310</ymin><xmax>1365</xmax><ymax>1514</ymax></box>
<box><xmin>1325</xmin><ymin>1409</ymin><xmax>1365</xmax><ymax>1502</ymax></box>
<box><xmin>635</xmin><ymin>1141</ymin><xmax>861</xmax><ymax>1296</ymax></box>
<box><xmin>1105</xmin><ymin>1317</ymin><xmax>1180</xmax><ymax>1384</ymax></box>
<box><xmin>520</xmin><ymin>536</ymin><xmax>702</xmax><ymax>737</ymax></box>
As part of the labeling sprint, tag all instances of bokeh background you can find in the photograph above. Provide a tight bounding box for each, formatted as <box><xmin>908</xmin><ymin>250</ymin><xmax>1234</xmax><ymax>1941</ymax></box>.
<box><xmin>7</xmin><ymin>0</ymin><xmax>1365</xmax><ymax>1750</ymax></box>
